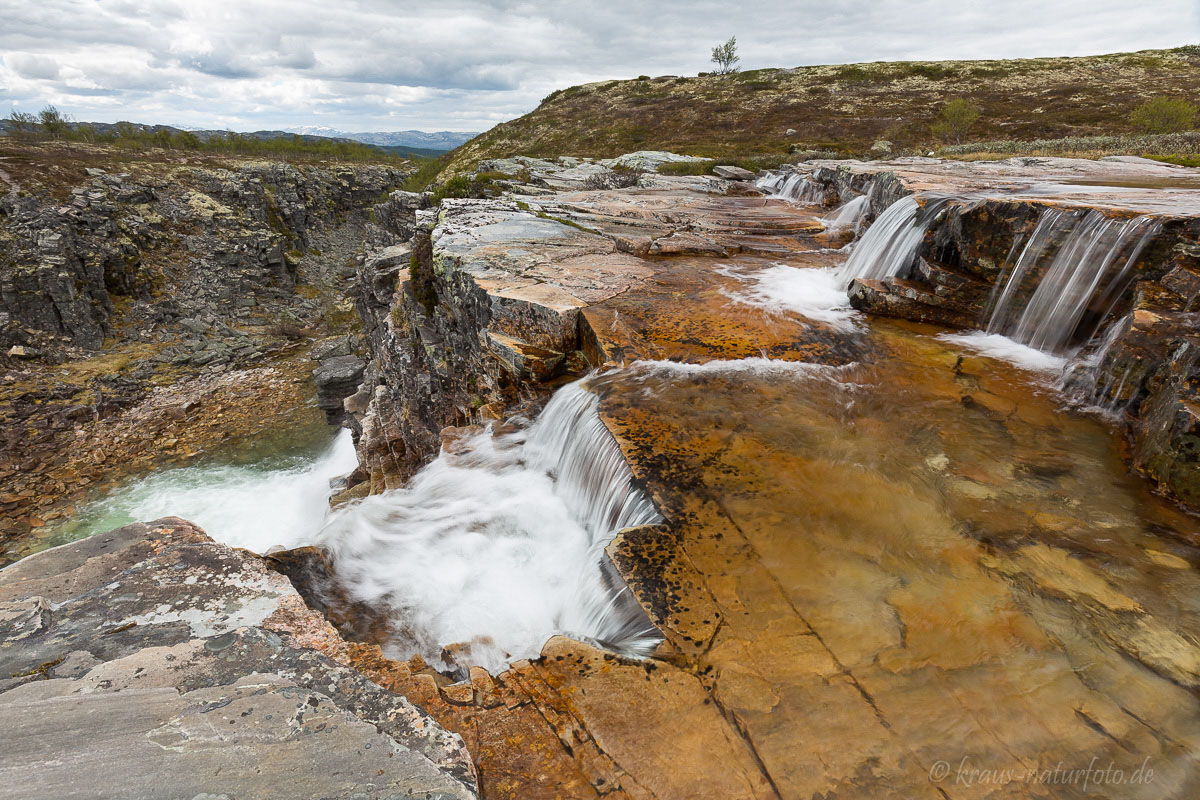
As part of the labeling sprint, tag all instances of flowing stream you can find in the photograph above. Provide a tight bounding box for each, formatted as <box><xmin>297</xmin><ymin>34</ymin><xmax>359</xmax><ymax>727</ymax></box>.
<box><xmin>317</xmin><ymin>379</ymin><xmax>663</xmax><ymax>673</ymax></box>
<box><xmin>985</xmin><ymin>209</ymin><xmax>1161</xmax><ymax>352</ymax></box>
<box><xmin>36</xmin><ymin>426</ymin><xmax>358</xmax><ymax>554</ymax></box>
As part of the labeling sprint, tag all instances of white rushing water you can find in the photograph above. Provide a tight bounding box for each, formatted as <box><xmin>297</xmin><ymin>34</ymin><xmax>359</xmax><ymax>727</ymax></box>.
<box><xmin>937</xmin><ymin>331</ymin><xmax>1070</xmax><ymax>374</ymax></box>
<box><xmin>720</xmin><ymin>264</ymin><xmax>859</xmax><ymax>331</ymax></box>
<box><xmin>837</xmin><ymin>195</ymin><xmax>953</xmax><ymax>288</ymax></box>
<box><xmin>48</xmin><ymin>430</ymin><xmax>358</xmax><ymax>553</ymax></box>
<box><xmin>317</xmin><ymin>379</ymin><xmax>662</xmax><ymax>673</ymax></box>
<box><xmin>756</xmin><ymin>172</ymin><xmax>826</xmax><ymax>204</ymax></box>
<box><xmin>821</xmin><ymin>194</ymin><xmax>871</xmax><ymax>238</ymax></box>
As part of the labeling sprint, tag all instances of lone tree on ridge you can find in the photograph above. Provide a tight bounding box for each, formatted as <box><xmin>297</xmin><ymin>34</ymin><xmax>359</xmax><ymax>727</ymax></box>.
<box><xmin>711</xmin><ymin>36</ymin><xmax>740</xmax><ymax>75</ymax></box>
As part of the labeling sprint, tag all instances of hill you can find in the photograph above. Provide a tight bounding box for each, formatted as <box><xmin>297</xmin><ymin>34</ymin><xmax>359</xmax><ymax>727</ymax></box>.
<box><xmin>0</xmin><ymin>119</ymin><xmax>432</xmax><ymax>161</ymax></box>
<box><xmin>283</xmin><ymin>127</ymin><xmax>478</xmax><ymax>151</ymax></box>
<box><xmin>444</xmin><ymin>47</ymin><xmax>1200</xmax><ymax>175</ymax></box>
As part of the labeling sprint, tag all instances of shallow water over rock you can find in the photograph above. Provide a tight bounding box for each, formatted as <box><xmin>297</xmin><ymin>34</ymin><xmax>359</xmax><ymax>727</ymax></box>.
<box><xmin>590</xmin><ymin>317</ymin><xmax>1200</xmax><ymax>796</ymax></box>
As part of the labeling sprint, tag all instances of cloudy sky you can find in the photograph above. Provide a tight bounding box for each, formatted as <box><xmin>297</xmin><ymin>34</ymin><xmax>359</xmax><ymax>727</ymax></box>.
<box><xmin>1</xmin><ymin>0</ymin><xmax>1196</xmax><ymax>134</ymax></box>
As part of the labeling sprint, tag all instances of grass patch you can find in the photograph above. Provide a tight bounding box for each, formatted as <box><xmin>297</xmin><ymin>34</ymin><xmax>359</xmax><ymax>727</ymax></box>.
<box><xmin>401</xmin><ymin>157</ymin><xmax>445</xmax><ymax>192</ymax></box>
<box><xmin>658</xmin><ymin>160</ymin><xmax>716</xmax><ymax>176</ymax></box>
<box><xmin>1147</xmin><ymin>154</ymin><xmax>1200</xmax><ymax>167</ymax></box>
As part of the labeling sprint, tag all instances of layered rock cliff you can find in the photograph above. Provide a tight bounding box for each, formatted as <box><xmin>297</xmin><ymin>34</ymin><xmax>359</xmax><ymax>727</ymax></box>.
<box><xmin>0</xmin><ymin>141</ymin><xmax>406</xmax><ymax>553</ymax></box>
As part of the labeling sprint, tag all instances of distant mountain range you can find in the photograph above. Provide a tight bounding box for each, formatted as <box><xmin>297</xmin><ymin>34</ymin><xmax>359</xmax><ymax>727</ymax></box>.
<box><xmin>0</xmin><ymin>119</ymin><xmax>472</xmax><ymax>158</ymax></box>
<box><xmin>283</xmin><ymin>127</ymin><xmax>479</xmax><ymax>150</ymax></box>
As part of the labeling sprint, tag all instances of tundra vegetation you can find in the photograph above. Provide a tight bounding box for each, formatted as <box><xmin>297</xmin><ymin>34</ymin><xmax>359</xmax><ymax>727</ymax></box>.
<box><xmin>1130</xmin><ymin>96</ymin><xmax>1200</xmax><ymax>134</ymax></box>
<box><xmin>441</xmin><ymin>46</ymin><xmax>1200</xmax><ymax>178</ymax></box>
<box><xmin>931</xmin><ymin>98</ymin><xmax>981</xmax><ymax>144</ymax></box>
<box><xmin>3</xmin><ymin>105</ymin><xmax>408</xmax><ymax>164</ymax></box>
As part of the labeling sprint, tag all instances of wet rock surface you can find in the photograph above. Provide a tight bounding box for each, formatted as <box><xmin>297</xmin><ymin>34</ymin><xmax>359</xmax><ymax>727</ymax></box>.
<box><xmin>0</xmin><ymin>517</ymin><xmax>476</xmax><ymax>799</ymax></box>
<box><xmin>328</xmin><ymin>155</ymin><xmax>1200</xmax><ymax>798</ymax></box>
<box><xmin>349</xmin><ymin>171</ymin><xmax>838</xmax><ymax>489</ymax></box>
<box><xmin>9</xmin><ymin>148</ymin><xmax>1200</xmax><ymax>799</ymax></box>
<box><xmin>786</xmin><ymin>157</ymin><xmax>1200</xmax><ymax>506</ymax></box>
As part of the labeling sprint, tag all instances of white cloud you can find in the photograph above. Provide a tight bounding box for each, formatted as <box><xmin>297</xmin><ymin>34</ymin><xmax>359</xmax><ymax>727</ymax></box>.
<box><xmin>0</xmin><ymin>0</ymin><xmax>1195</xmax><ymax>132</ymax></box>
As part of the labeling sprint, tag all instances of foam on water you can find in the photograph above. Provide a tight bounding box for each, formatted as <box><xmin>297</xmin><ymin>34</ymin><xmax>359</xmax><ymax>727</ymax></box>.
<box><xmin>317</xmin><ymin>380</ymin><xmax>662</xmax><ymax>673</ymax></box>
<box><xmin>720</xmin><ymin>264</ymin><xmax>860</xmax><ymax>332</ymax></box>
<box><xmin>938</xmin><ymin>331</ymin><xmax>1070</xmax><ymax>374</ymax></box>
<box><xmin>634</xmin><ymin>356</ymin><xmax>855</xmax><ymax>380</ymax></box>
<box><xmin>46</xmin><ymin>429</ymin><xmax>358</xmax><ymax>553</ymax></box>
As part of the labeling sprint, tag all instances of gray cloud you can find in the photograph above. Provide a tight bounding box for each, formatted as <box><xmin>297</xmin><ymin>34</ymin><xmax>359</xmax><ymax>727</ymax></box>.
<box><xmin>0</xmin><ymin>0</ymin><xmax>1196</xmax><ymax>133</ymax></box>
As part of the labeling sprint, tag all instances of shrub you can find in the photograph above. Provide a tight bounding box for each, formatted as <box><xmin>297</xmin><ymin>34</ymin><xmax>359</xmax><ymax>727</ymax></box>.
<box><xmin>932</xmin><ymin>98</ymin><xmax>981</xmax><ymax>144</ymax></box>
<box><xmin>1130</xmin><ymin>97</ymin><xmax>1198</xmax><ymax>134</ymax></box>
<box><xmin>429</xmin><ymin>173</ymin><xmax>501</xmax><ymax>203</ymax></box>
<box><xmin>838</xmin><ymin>65</ymin><xmax>878</xmax><ymax>84</ymax></box>
<box><xmin>609</xmin><ymin>165</ymin><xmax>644</xmax><ymax>188</ymax></box>
<box><xmin>4</xmin><ymin>110</ymin><xmax>40</xmax><ymax>141</ymax></box>
<box><xmin>900</xmin><ymin>63</ymin><xmax>955</xmax><ymax>80</ymax></box>
<box><xmin>37</xmin><ymin>105</ymin><xmax>72</xmax><ymax>139</ymax></box>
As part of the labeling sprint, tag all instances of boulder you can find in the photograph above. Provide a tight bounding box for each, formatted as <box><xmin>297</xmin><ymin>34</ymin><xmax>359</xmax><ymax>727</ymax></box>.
<box><xmin>712</xmin><ymin>165</ymin><xmax>756</xmax><ymax>181</ymax></box>
<box><xmin>0</xmin><ymin>518</ymin><xmax>477</xmax><ymax>799</ymax></box>
<box><xmin>313</xmin><ymin>354</ymin><xmax>366</xmax><ymax>423</ymax></box>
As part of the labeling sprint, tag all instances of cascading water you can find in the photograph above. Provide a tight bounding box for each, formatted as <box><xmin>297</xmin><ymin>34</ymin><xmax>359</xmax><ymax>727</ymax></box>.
<box><xmin>822</xmin><ymin>194</ymin><xmax>871</xmax><ymax>238</ymax></box>
<box><xmin>836</xmin><ymin>195</ymin><xmax>952</xmax><ymax>288</ymax></box>
<box><xmin>317</xmin><ymin>379</ymin><xmax>663</xmax><ymax>673</ymax></box>
<box><xmin>1057</xmin><ymin>314</ymin><xmax>1139</xmax><ymax>417</ymax></box>
<box><xmin>756</xmin><ymin>172</ymin><xmax>826</xmax><ymax>204</ymax></box>
<box><xmin>985</xmin><ymin>209</ymin><xmax>1160</xmax><ymax>353</ymax></box>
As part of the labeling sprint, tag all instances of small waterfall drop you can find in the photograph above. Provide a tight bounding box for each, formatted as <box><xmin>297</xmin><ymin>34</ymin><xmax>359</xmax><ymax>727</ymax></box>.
<box><xmin>822</xmin><ymin>194</ymin><xmax>871</xmax><ymax>238</ymax></box>
<box><xmin>318</xmin><ymin>379</ymin><xmax>663</xmax><ymax>673</ymax></box>
<box><xmin>757</xmin><ymin>172</ymin><xmax>826</xmax><ymax>204</ymax></box>
<box><xmin>985</xmin><ymin>209</ymin><xmax>1160</xmax><ymax>354</ymax></box>
<box><xmin>837</xmin><ymin>195</ymin><xmax>951</xmax><ymax>288</ymax></box>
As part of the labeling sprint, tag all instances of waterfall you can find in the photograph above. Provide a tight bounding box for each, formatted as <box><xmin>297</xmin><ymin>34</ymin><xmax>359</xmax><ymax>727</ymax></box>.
<box><xmin>837</xmin><ymin>195</ymin><xmax>951</xmax><ymax>288</ymax></box>
<box><xmin>318</xmin><ymin>379</ymin><xmax>663</xmax><ymax>673</ymax></box>
<box><xmin>1058</xmin><ymin>315</ymin><xmax>1137</xmax><ymax>416</ymax></box>
<box><xmin>757</xmin><ymin>171</ymin><xmax>826</xmax><ymax>204</ymax></box>
<box><xmin>822</xmin><ymin>194</ymin><xmax>871</xmax><ymax>238</ymax></box>
<box><xmin>984</xmin><ymin>209</ymin><xmax>1160</xmax><ymax>354</ymax></box>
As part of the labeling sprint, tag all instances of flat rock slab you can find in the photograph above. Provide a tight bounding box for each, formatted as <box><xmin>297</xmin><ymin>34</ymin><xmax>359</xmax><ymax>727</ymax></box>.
<box><xmin>0</xmin><ymin>519</ymin><xmax>476</xmax><ymax>800</ymax></box>
<box><xmin>800</xmin><ymin>155</ymin><xmax>1200</xmax><ymax>215</ymax></box>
